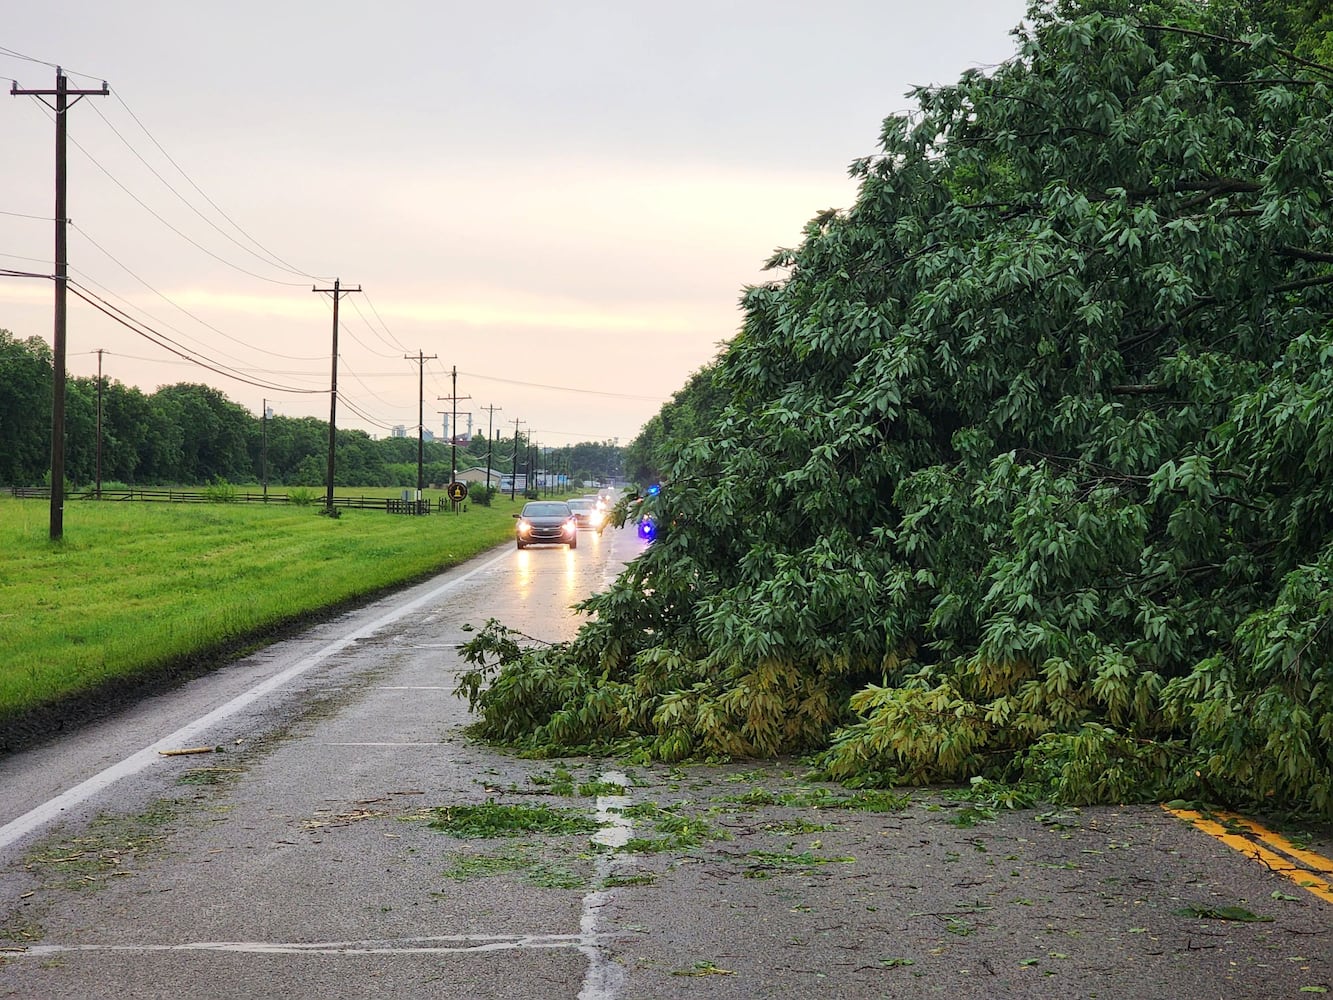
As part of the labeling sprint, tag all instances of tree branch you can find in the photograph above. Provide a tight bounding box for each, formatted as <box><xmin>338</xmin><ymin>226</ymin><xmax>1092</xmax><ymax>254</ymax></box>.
<box><xmin>1275</xmin><ymin>246</ymin><xmax>1333</xmax><ymax>265</ymax></box>
<box><xmin>1140</xmin><ymin>23</ymin><xmax>1333</xmax><ymax>78</ymax></box>
<box><xmin>1109</xmin><ymin>384</ymin><xmax>1171</xmax><ymax>396</ymax></box>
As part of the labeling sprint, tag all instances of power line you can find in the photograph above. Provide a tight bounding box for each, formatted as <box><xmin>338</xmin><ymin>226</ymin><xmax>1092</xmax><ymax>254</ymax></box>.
<box><xmin>336</xmin><ymin>391</ymin><xmax>396</xmax><ymax>432</ymax></box>
<box><xmin>33</xmin><ymin>107</ymin><xmax>311</xmax><ymax>287</ymax></box>
<box><xmin>0</xmin><ymin>208</ymin><xmax>53</xmax><ymax>221</ymax></box>
<box><xmin>340</xmin><ymin>358</ymin><xmax>407</xmax><ymax>411</ymax></box>
<box><xmin>69</xmin><ymin>259</ymin><xmax>321</xmax><ymax>374</ymax></box>
<box><xmin>67</xmin><ymin>279</ymin><xmax>323</xmax><ymax>394</ymax></box>
<box><xmin>460</xmin><ymin>370</ymin><xmax>662</xmax><ymax>401</ymax></box>
<box><xmin>71</xmin><ymin>223</ymin><xmax>326</xmax><ymax>362</ymax></box>
<box><xmin>107</xmin><ymin>89</ymin><xmax>327</xmax><ymax>282</ymax></box>
<box><xmin>361</xmin><ymin>290</ymin><xmax>410</xmax><ymax>354</ymax></box>
<box><xmin>0</xmin><ymin>45</ymin><xmax>103</xmax><ymax>81</ymax></box>
<box><xmin>87</xmin><ymin>100</ymin><xmax>317</xmax><ymax>283</ymax></box>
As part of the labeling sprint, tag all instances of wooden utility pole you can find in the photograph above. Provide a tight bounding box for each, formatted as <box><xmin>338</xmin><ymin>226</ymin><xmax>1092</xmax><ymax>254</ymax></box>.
<box><xmin>312</xmin><ymin>279</ymin><xmax>360</xmax><ymax>512</ymax></box>
<box><xmin>94</xmin><ymin>348</ymin><xmax>104</xmax><ymax>499</ymax></box>
<box><xmin>406</xmin><ymin>351</ymin><xmax>437</xmax><ymax>497</ymax></box>
<box><xmin>261</xmin><ymin>398</ymin><xmax>269</xmax><ymax>501</ymax></box>
<box><xmin>437</xmin><ymin>367</ymin><xmax>470</xmax><ymax>511</ymax></box>
<box><xmin>11</xmin><ymin>68</ymin><xmax>108</xmax><ymax>540</ymax></box>
<box><xmin>479</xmin><ymin>404</ymin><xmax>502</xmax><ymax>497</ymax></box>
<box><xmin>510</xmin><ymin>418</ymin><xmax>525</xmax><ymax>501</ymax></box>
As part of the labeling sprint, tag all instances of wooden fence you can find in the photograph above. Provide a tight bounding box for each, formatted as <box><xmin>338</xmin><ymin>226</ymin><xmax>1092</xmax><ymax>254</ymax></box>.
<box><xmin>8</xmin><ymin>487</ymin><xmax>438</xmax><ymax>513</ymax></box>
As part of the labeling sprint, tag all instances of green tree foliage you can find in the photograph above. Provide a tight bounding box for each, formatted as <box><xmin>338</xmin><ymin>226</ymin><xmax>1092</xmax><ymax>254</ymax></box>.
<box><xmin>623</xmin><ymin>363</ymin><xmax>729</xmax><ymax>485</ymax></box>
<box><xmin>0</xmin><ymin>330</ymin><xmax>52</xmax><ymax>485</ymax></box>
<box><xmin>0</xmin><ymin>332</ymin><xmax>622</xmax><ymax>487</ymax></box>
<box><xmin>458</xmin><ymin>0</ymin><xmax>1333</xmax><ymax>817</ymax></box>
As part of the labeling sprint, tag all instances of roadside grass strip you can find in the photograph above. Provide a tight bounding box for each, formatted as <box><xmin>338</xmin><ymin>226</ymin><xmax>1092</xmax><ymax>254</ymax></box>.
<box><xmin>1165</xmin><ymin>806</ymin><xmax>1333</xmax><ymax>904</ymax></box>
<box><xmin>0</xmin><ymin>497</ymin><xmax>518</xmax><ymax>728</ymax></box>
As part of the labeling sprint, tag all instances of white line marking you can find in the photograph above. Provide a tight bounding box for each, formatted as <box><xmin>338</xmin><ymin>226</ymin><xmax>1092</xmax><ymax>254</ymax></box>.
<box><xmin>579</xmin><ymin>770</ymin><xmax>632</xmax><ymax>1000</ymax></box>
<box><xmin>321</xmin><ymin>743</ymin><xmax>446</xmax><ymax>747</ymax></box>
<box><xmin>373</xmin><ymin>686</ymin><xmax>453</xmax><ymax>690</ymax></box>
<box><xmin>6</xmin><ymin>932</ymin><xmax>633</xmax><ymax>957</ymax></box>
<box><xmin>0</xmin><ymin>550</ymin><xmax>513</xmax><ymax>852</ymax></box>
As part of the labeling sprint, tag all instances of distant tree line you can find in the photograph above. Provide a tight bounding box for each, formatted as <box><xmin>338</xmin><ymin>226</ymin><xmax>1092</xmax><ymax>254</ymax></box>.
<box><xmin>0</xmin><ymin>329</ymin><xmax>622</xmax><ymax>488</ymax></box>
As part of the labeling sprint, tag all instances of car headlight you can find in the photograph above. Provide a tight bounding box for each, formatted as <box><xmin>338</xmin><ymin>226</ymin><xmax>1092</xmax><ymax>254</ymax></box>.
<box><xmin>517</xmin><ymin>520</ymin><xmax>532</xmax><ymax>534</ymax></box>
<box><xmin>564</xmin><ymin>519</ymin><xmax>577</xmax><ymax>533</ymax></box>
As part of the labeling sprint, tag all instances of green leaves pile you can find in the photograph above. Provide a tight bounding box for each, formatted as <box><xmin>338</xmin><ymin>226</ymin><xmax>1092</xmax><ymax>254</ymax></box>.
<box><xmin>458</xmin><ymin>0</ymin><xmax>1333</xmax><ymax>817</ymax></box>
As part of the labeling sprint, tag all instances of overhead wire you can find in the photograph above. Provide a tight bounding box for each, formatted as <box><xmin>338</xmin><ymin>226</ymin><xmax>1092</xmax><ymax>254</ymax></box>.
<box><xmin>340</xmin><ymin>357</ymin><xmax>408</xmax><ymax>412</ymax></box>
<box><xmin>106</xmin><ymin>89</ymin><xmax>329</xmax><ymax>282</ymax></box>
<box><xmin>0</xmin><ymin>45</ymin><xmax>104</xmax><ymax>81</ymax></box>
<box><xmin>87</xmin><ymin>99</ymin><xmax>318</xmax><ymax>283</ymax></box>
<box><xmin>20</xmin><ymin>93</ymin><xmax>312</xmax><ymax>288</ymax></box>
<box><xmin>0</xmin><ymin>208</ymin><xmax>53</xmax><ymax>222</ymax></box>
<box><xmin>325</xmin><ymin>293</ymin><xmax>405</xmax><ymax>360</ymax></box>
<box><xmin>66</xmin><ymin>280</ymin><xmax>324</xmax><ymax>394</ymax></box>
<box><xmin>71</xmin><ymin>223</ymin><xmax>326</xmax><ymax>362</ymax></box>
<box><xmin>335</xmin><ymin>391</ymin><xmax>397</xmax><ymax>432</ymax></box>
<box><xmin>349</xmin><ymin>292</ymin><xmax>410</xmax><ymax>356</ymax></box>
<box><xmin>460</xmin><ymin>370</ymin><xmax>662</xmax><ymax>401</ymax></box>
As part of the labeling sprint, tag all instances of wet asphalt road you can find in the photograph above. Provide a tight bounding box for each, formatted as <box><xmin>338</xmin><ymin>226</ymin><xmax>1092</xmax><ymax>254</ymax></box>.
<box><xmin>0</xmin><ymin>524</ymin><xmax>1330</xmax><ymax>999</ymax></box>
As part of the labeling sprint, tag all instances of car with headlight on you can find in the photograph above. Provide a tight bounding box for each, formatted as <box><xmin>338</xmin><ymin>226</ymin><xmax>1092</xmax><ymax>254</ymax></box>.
<box><xmin>565</xmin><ymin>497</ymin><xmax>604</xmax><ymax>532</ymax></box>
<box><xmin>514</xmin><ymin>501</ymin><xmax>578</xmax><ymax>549</ymax></box>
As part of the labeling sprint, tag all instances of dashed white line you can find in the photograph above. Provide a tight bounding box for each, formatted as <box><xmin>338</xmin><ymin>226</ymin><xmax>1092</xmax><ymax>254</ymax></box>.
<box><xmin>321</xmin><ymin>742</ymin><xmax>446</xmax><ymax>747</ymax></box>
<box><xmin>579</xmin><ymin>770</ymin><xmax>633</xmax><ymax>1000</ymax></box>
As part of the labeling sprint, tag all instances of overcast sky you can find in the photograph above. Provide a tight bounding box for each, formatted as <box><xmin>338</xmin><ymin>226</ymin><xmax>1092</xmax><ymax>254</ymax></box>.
<box><xmin>2</xmin><ymin>1</ymin><xmax>1029</xmax><ymax>448</ymax></box>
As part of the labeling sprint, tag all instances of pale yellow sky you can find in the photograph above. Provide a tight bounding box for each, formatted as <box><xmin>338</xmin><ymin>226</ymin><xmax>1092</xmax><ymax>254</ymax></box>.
<box><xmin>1</xmin><ymin>2</ymin><xmax>1030</xmax><ymax>445</ymax></box>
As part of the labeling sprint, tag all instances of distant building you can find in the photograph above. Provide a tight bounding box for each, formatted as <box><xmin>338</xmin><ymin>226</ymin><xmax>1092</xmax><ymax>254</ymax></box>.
<box><xmin>391</xmin><ymin>425</ymin><xmax>407</xmax><ymax>439</ymax></box>
<box><xmin>457</xmin><ymin>466</ymin><xmax>508</xmax><ymax>486</ymax></box>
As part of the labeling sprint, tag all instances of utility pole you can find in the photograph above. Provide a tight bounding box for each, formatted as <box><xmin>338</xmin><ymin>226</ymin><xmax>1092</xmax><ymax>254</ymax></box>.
<box><xmin>437</xmin><ymin>367</ymin><xmax>470</xmax><ymax>512</ymax></box>
<box><xmin>510</xmin><ymin>418</ymin><xmax>525</xmax><ymax>501</ymax></box>
<box><xmin>406</xmin><ymin>351</ymin><xmax>437</xmax><ymax>499</ymax></box>
<box><xmin>480</xmin><ymin>404</ymin><xmax>502</xmax><ymax>497</ymax></box>
<box><xmin>261</xmin><ymin>398</ymin><xmax>269</xmax><ymax>501</ymax></box>
<box><xmin>312</xmin><ymin>279</ymin><xmax>360</xmax><ymax>512</ymax></box>
<box><xmin>12</xmin><ymin>68</ymin><xmax>108</xmax><ymax>540</ymax></box>
<box><xmin>94</xmin><ymin>348</ymin><xmax>104</xmax><ymax>499</ymax></box>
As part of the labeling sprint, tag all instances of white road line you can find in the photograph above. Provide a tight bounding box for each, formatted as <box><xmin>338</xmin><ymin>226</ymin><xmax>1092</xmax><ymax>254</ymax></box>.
<box><xmin>5</xmin><ymin>932</ymin><xmax>632</xmax><ymax>957</ymax></box>
<box><xmin>0</xmin><ymin>549</ymin><xmax>513</xmax><ymax>853</ymax></box>
<box><xmin>321</xmin><ymin>742</ymin><xmax>446</xmax><ymax>747</ymax></box>
<box><xmin>579</xmin><ymin>770</ymin><xmax>633</xmax><ymax>1000</ymax></box>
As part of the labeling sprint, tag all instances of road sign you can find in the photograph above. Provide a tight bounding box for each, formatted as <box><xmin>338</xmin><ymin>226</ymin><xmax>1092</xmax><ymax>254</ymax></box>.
<box><xmin>447</xmin><ymin>481</ymin><xmax>468</xmax><ymax>503</ymax></box>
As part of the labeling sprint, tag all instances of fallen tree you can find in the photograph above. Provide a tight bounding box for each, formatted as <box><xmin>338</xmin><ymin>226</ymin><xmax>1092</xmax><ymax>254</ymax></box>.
<box><xmin>457</xmin><ymin>0</ymin><xmax>1333</xmax><ymax>818</ymax></box>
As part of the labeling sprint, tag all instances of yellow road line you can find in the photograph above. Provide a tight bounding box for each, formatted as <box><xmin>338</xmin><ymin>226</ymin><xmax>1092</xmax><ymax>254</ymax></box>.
<box><xmin>1217</xmin><ymin>811</ymin><xmax>1333</xmax><ymax>876</ymax></box>
<box><xmin>1164</xmin><ymin>806</ymin><xmax>1333</xmax><ymax>905</ymax></box>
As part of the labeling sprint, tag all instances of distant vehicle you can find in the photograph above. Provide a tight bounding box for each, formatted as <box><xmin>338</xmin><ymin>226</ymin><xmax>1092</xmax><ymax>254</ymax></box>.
<box><xmin>565</xmin><ymin>498</ymin><xmax>604</xmax><ymax>532</ymax></box>
<box><xmin>514</xmin><ymin>501</ymin><xmax>578</xmax><ymax>549</ymax></box>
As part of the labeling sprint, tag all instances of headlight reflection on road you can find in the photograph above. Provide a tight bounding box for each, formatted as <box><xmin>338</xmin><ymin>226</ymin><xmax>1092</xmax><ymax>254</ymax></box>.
<box><xmin>514</xmin><ymin>547</ymin><xmax>534</xmax><ymax>597</ymax></box>
<box><xmin>562</xmin><ymin>546</ymin><xmax>579</xmax><ymax>601</ymax></box>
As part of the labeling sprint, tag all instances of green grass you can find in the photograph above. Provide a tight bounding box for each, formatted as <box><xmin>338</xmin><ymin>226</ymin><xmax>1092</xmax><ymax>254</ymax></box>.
<box><xmin>441</xmin><ymin>846</ymin><xmax>588</xmax><ymax>889</ymax></box>
<box><xmin>0</xmin><ymin>494</ymin><xmax>524</xmax><ymax>728</ymax></box>
<box><xmin>425</xmin><ymin>801</ymin><xmax>600</xmax><ymax>838</ymax></box>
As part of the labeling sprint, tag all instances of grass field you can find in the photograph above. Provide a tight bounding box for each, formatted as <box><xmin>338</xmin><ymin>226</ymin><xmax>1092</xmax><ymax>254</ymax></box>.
<box><xmin>0</xmin><ymin>492</ymin><xmax>530</xmax><ymax>737</ymax></box>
